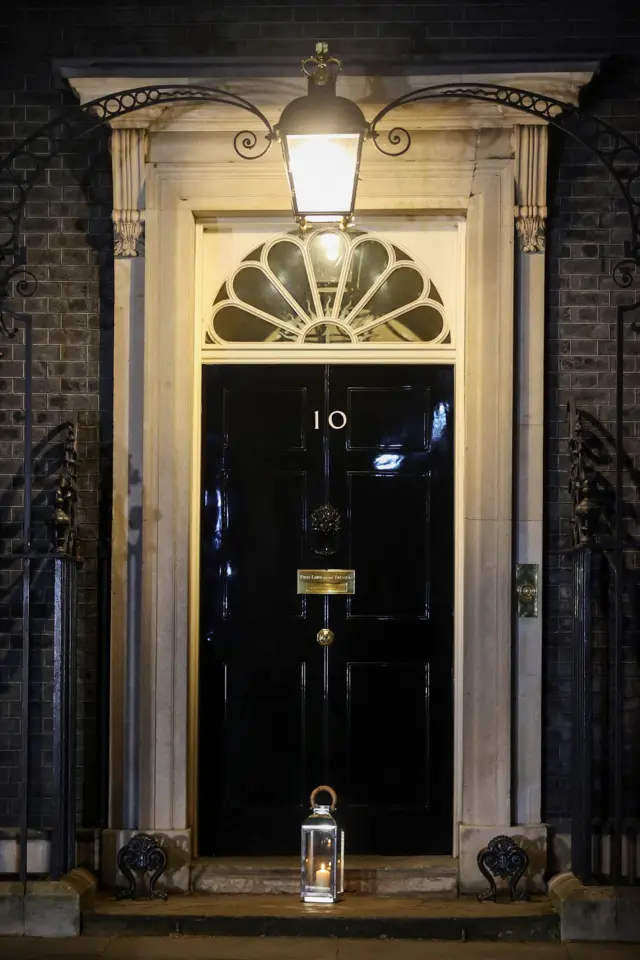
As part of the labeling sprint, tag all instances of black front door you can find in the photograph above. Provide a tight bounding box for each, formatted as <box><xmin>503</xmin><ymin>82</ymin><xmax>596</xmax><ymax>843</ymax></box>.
<box><xmin>198</xmin><ymin>364</ymin><xmax>454</xmax><ymax>856</ymax></box>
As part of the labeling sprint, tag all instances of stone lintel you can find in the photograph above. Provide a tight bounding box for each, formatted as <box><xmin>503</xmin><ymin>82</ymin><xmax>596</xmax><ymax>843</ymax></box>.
<box><xmin>62</xmin><ymin>69</ymin><xmax>595</xmax><ymax>133</ymax></box>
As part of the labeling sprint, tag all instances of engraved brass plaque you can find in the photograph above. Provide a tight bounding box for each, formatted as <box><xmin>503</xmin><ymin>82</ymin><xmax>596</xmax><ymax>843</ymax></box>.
<box><xmin>297</xmin><ymin>569</ymin><xmax>355</xmax><ymax>595</ymax></box>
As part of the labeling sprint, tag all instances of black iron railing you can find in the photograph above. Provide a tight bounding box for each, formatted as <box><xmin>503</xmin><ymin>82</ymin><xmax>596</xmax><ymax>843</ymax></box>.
<box><xmin>568</xmin><ymin>400</ymin><xmax>640</xmax><ymax>885</ymax></box>
<box><xmin>49</xmin><ymin>551</ymin><xmax>80</xmax><ymax>879</ymax></box>
<box><xmin>0</xmin><ymin>308</ymin><xmax>81</xmax><ymax>882</ymax></box>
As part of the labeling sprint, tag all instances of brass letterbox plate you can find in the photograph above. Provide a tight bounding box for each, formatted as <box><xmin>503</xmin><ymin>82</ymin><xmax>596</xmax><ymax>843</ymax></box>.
<box><xmin>297</xmin><ymin>569</ymin><xmax>355</xmax><ymax>595</ymax></box>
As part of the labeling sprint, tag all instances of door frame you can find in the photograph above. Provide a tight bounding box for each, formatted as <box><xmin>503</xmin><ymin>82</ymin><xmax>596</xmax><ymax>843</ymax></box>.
<box><xmin>104</xmin><ymin>144</ymin><xmax>530</xmax><ymax>893</ymax></box>
<box><xmin>189</xmin><ymin>216</ymin><xmax>467</xmax><ymax>857</ymax></box>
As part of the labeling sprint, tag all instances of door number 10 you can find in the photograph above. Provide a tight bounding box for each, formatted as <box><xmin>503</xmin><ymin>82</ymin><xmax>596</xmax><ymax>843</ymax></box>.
<box><xmin>314</xmin><ymin>410</ymin><xmax>347</xmax><ymax>430</ymax></box>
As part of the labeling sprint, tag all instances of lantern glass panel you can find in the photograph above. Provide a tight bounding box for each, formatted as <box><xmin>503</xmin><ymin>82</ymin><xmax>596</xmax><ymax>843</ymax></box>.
<box><xmin>285</xmin><ymin>133</ymin><xmax>361</xmax><ymax>220</ymax></box>
<box><xmin>301</xmin><ymin>808</ymin><xmax>340</xmax><ymax>903</ymax></box>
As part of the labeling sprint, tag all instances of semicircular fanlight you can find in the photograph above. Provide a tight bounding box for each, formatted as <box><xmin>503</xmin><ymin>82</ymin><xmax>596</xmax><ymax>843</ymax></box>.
<box><xmin>266</xmin><ymin>239</ymin><xmax>314</xmax><ymax>318</ymax></box>
<box><xmin>303</xmin><ymin>322</ymin><xmax>353</xmax><ymax>343</ymax></box>
<box><xmin>358</xmin><ymin>304</ymin><xmax>445</xmax><ymax>343</ymax></box>
<box><xmin>207</xmin><ymin>228</ymin><xmax>449</xmax><ymax>345</ymax></box>
<box><xmin>349</xmin><ymin>265</ymin><xmax>425</xmax><ymax>330</ymax></box>
<box><xmin>231</xmin><ymin>265</ymin><xmax>307</xmax><ymax>330</ymax></box>
<box><xmin>213</xmin><ymin>304</ymin><xmax>296</xmax><ymax>343</ymax></box>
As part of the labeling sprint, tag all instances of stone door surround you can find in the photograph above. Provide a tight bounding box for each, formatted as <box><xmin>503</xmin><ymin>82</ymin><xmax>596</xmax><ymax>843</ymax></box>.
<box><xmin>57</xmin><ymin>61</ymin><xmax>593</xmax><ymax>892</ymax></box>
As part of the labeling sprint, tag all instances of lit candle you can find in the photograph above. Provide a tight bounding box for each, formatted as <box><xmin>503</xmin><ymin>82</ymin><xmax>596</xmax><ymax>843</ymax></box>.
<box><xmin>315</xmin><ymin>863</ymin><xmax>331</xmax><ymax>888</ymax></box>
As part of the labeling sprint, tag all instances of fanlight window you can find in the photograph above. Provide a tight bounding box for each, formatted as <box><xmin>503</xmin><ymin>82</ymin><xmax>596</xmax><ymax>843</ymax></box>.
<box><xmin>206</xmin><ymin>229</ymin><xmax>449</xmax><ymax>345</ymax></box>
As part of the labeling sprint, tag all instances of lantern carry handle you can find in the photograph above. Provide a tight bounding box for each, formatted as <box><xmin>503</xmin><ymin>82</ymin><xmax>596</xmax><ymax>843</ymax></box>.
<box><xmin>310</xmin><ymin>784</ymin><xmax>337</xmax><ymax>810</ymax></box>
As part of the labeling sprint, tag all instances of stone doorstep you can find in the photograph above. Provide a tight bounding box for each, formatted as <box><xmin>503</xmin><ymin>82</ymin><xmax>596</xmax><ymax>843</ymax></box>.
<box><xmin>549</xmin><ymin>871</ymin><xmax>640</xmax><ymax>943</ymax></box>
<box><xmin>0</xmin><ymin>880</ymin><xmax>24</xmax><ymax>937</ymax></box>
<box><xmin>0</xmin><ymin>868</ymin><xmax>97</xmax><ymax>938</ymax></box>
<box><xmin>101</xmin><ymin>829</ymin><xmax>547</xmax><ymax>897</ymax></box>
<box><xmin>190</xmin><ymin>856</ymin><xmax>458</xmax><ymax>896</ymax></box>
<box><xmin>82</xmin><ymin>892</ymin><xmax>559</xmax><ymax>941</ymax></box>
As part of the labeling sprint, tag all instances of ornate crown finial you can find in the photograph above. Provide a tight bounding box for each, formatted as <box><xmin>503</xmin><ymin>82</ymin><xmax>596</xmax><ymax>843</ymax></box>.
<box><xmin>302</xmin><ymin>42</ymin><xmax>342</xmax><ymax>87</ymax></box>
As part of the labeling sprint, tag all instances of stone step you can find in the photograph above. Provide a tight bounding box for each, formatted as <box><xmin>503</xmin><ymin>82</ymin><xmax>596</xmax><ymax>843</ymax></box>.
<box><xmin>82</xmin><ymin>892</ymin><xmax>559</xmax><ymax>941</ymax></box>
<box><xmin>190</xmin><ymin>856</ymin><xmax>458</xmax><ymax>896</ymax></box>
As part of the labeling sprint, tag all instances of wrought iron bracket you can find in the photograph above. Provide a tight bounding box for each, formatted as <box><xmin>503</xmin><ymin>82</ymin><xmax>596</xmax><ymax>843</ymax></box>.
<box><xmin>477</xmin><ymin>835</ymin><xmax>530</xmax><ymax>902</ymax></box>
<box><xmin>0</xmin><ymin>83</ymin><xmax>275</xmax><ymax>319</ymax></box>
<box><xmin>116</xmin><ymin>833</ymin><xmax>168</xmax><ymax>901</ymax></box>
<box><xmin>367</xmin><ymin>81</ymin><xmax>640</xmax><ymax>279</ymax></box>
<box><xmin>1</xmin><ymin>79</ymin><xmax>640</xmax><ymax>323</ymax></box>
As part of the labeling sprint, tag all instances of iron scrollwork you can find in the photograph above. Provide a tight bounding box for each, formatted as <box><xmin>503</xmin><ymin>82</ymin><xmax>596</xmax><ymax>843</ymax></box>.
<box><xmin>310</xmin><ymin>503</ymin><xmax>342</xmax><ymax>556</ymax></box>
<box><xmin>49</xmin><ymin>422</ymin><xmax>79</xmax><ymax>556</ymax></box>
<box><xmin>367</xmin><ymin>82</ymin><xmax>640</xmax><ymax>279</ymax></box>
<box><xmin>477</xmin><ymin>835</ymin><xmax>529</xmax><ymax>902</ymax></box>
<box><xmin>1</xmin><ymin>79</ymin><xmax>639</xmax><ymax>324</ymax></box>
<box><xmin>371</xmin><ymin>126</ymin><xmax>412</xmax><ymax>157</ymax></box>
<box><xmin>0</xmin><ymin>254</ymin><xmax>39</xmax><ymax>336</ymax></box>
<box><xmin>567</xmin><ymin>399</ymin><xmax>611</xmax><ymax>547</ymax></box>
<box><xmin>233</xmin><ymin>129</ymin><xmax>273</xmax><ymax>160</ymax></box>
<box><xmin>116</xmin><ymin>833</ymin><xmax>168</xmax><ymax>901</ymax></box>
<box><xmin>0</xmin><ymin>84</ymin><xmax>275</xmax><ymax>314</ymax></box>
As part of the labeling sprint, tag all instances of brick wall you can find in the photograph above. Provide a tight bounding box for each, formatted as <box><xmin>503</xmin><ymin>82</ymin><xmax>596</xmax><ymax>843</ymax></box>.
<box><xmin>0</xmin><ymin>1</ymin><xmax>638</xmax><ymax>831</ymax></box>
<box><xmin>0</xmin><ymin>73</ymin><xmax>112</xmax><ymax>828</ymax></box>
<box><xmin>0</xmin><ymin>1</ymin><xmax>638</xmax><ymax>59</ymax></box>
<box><xmin>545</xmin><ymin>66</ymin><xmax>640</xmax><ymax>821</ymax></box>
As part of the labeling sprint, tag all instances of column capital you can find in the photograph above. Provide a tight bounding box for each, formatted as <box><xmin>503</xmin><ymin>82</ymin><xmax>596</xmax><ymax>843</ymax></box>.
<box><xmin>514</xmin><ymin>125</ymin><xmax>548</xmax><ymax>253</ymax></box>
<box><xmin>111</xmin><ymin>128</ymin><xmax>148</xmax><ymax>257</ymax></box>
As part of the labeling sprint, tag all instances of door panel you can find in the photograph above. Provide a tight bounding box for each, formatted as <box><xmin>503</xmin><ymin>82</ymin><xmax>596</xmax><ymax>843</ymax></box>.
<box><xmin>348</xmin><ymin>473</ymin><xmax>429</xmax><ymax>618</ymax></box>
<box><xmin>346</xmin><ymin>662</ymin><xmax>430</xmax><ymax>805</ymax></box>
<box><xmin>346</xmin><ymin>386</ymin><xmax>428</xmax><ymax>450</ymax></box>
<box><xmin>199</xmin><ymin>364</ymin><xmax>454</xmax><ymax>856</ymax></box>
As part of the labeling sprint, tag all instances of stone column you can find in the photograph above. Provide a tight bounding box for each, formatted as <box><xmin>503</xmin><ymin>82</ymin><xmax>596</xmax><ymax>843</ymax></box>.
<box><xmin>514</xmin><ymin>124</ymin><xmax>547</xmax><ymax>829</ymax></box>
<box><xmin>101</xmin><ymin>126</ymin><xmax>169</xmax><ymax>888</ymax></box>
<box><xmin>102</xmin><ymin>135</ymin><xmax>191</xmax><ymax>893</ymax></box>
<box><xmin>458</xmin><ymin>141</ymin><xmax>548</xmax><ymax>893</ymax></box>
<box><xmin>108</xmin><ymin>126</ymin><xmax>147</xmax><ymax>832</ymax></box>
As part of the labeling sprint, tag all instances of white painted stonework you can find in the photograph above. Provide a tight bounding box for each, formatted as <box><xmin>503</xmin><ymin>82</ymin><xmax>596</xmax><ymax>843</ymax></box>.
<box><xmin>515</xmin><ymin>125</ymin><xmax>548</xmax><ymax>252</ymax></box>
<box><xmin>59</xmin><ymin>63</ymin><xmax>594</xmax><ymax>893</ymax></box>
<box><xmin>111</xmin><ymin>128</ymin><xmax>147</xmax><ymax>257</ymax></box>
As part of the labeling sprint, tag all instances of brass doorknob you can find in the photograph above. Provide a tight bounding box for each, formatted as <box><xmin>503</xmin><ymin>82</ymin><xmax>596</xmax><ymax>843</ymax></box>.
<box><xmin>317</xmin><ymin>628</ymin><xmax>335</xmax><ymax>647</ymax></box>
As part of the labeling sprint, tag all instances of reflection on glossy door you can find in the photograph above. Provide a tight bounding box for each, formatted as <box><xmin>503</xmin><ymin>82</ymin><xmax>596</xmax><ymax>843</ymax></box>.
<box><xmin>198</xmin><ymin>365</ymin><xmax>454</xmax><ymax>855</ymax></box>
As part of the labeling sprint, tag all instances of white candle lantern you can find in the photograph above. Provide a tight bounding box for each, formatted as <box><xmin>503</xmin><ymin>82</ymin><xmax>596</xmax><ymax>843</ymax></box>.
<box><xmin>300</xmin><ymin>785</ymin><xmax>344</xmax><ymax>903</ymax></box>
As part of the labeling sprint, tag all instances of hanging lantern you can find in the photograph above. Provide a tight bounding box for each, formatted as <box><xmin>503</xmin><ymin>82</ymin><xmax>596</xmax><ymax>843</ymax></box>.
<box><xmin>275</xmin><ymin>43</ymin><xmax>368</xmax><ymax>229</ymax></box>
<box><xmin>300</xmin><ymin>784</ymin><xmax>344</xmax><ymax>903</ymax></box>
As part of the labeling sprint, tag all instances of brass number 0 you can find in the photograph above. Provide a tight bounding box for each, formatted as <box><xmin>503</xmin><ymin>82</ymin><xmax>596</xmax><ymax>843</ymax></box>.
<box><xmin>314</xmin><ymin>410</ymin><xmax>348</xmax><ymax>430</ymax></box>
